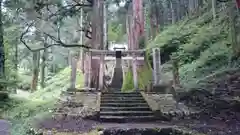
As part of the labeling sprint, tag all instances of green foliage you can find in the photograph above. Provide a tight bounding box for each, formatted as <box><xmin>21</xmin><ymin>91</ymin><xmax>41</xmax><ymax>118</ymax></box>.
<box><xmin>147</xmin><ymin>10</ymin><xmax>239</xmax><ymax>89</ymax></box>
<box><xmin>2</xmin><ymin>31</ymin><xmax>19</xmax><ymax>91</ymax></box>
<box><xmin>108</xmin><ymin>24</ymin><xmax>119</xmax><ymax>42</ymax></box>
<box><xmin>138</xmin><ymin>64</ymin><xmax>152</xmax><ymax>89</ymax></box>
<box><xmin>108</xmin><ymin>22</ymin><xmax>125</xmax><ymax>42</ymax></box>
<box><xmin>177</xmin><ymin>24</ymin><xmax>227</xmax><ymax>65</ymax></box>
<box><xmin>179</xmin><ymin>41</ymin><xmax>231</xmax><ymax>87</ymax></box>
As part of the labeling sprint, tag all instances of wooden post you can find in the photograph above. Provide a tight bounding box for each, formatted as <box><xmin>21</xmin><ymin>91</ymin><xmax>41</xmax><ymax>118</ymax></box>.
<box><xmin>80</xmin><ymin>49</ymin><xmax>85</xmax><ymax>73</ymax></box>
<box><xmin>84</xmin><ymin>51</ymin><xmax>88</xmax><ymax>88</ymax></box>
<box><xmin>70</xmin><ymin>56</ymin><xmax>77</xmax><ymax>89</ymax></box>
<box><xmin>99</xmin><ymin>53</ymin><xmax>104</xmax><ymax>90</ymax></box>
<box><xmin>88</xmin><ymin>52</ymin><xmax>92</xmax><ymax>88</ymax></box>
<box><xmin>132</xmin><ymin>53</ymin><xmax>138</xmax><ymax>90</ymax></box>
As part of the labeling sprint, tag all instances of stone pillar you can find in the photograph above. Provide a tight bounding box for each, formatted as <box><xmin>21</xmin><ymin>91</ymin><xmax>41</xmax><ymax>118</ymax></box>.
<box><xmin>152</xmin><ymin>48</ymin><xmax>161</xmax><ymax>85</ymax></box>
<box><xmin>132</xmin><ymin>53</ymin><xmax>138</xmax><ymax>90</ymax></box>
<box><xmin>110</xmin><ymin>51</ymin><xmax>123</xmax><ymax>90</ymax></box>
<box><xmin>115</xmin><ymin>51</ymin><xmax>122</xmax><ymax>68</ymax></box>
<box><xmin>99</xmin><ymin>53</ymin><xmax>105</xmax><ymax>90</ymax></box>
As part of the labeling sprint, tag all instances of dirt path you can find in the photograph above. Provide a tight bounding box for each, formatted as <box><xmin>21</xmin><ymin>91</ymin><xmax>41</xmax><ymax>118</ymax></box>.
<box><xmin>96</xmin><ymin>122</ymin><xmax>174</xmax><ymax>129</ymax></box>
<box><xmin>38</xmin><ymin>114</ymin><xmax>240</xmax><ymax>135</ymax></box>
<box><xmin>0</xmin><ymin>119</ymin><xmax>10</xmax><ymax>134</ymax></box>
<box><xmin>38</xmin><ymin>116</ymin><xmax>99</xmax><ymax>133</ymax></box>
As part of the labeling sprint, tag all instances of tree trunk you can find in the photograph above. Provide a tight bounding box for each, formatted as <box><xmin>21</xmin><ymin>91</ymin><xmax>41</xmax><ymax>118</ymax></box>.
<box><xmin>172</xmin><ymin>57</ymin><xmax>180</xmax><ymax>87</ymax></box>
<box><xmin>153</xmin><ymin>0</ymin><xmax>161</xmax><ymax>33</ymax></box>
<box><xmin>89</xmin><ymin>0</ymin><xmax>103</xmax><ymax>88</ymax></box>
<box><xmin>14</xmin><ymin>38</ymin><xmax>18</xmax><ymax>74</ymax></box>
<box><xmin>0</xmin><ymin>0</ymin><xmax>4</xmax><ymax>79</ymax></box>
<box><xmin>179</xmin><ymin>0</ymin><xmax>185</xmax><ymax>19</ymax></box>
<box><xmin>150</xmin><ymin>14</ymin><xmax>156</xmax><ymax>39</ymax></box>
<box><xmin>13</xmin><ymin>38</ymin><xmax>18</xmax><ymax>93</ymax></box>
<box><xmin>176</xmin><ymin>0</ymin><xmax>181</xmax><ymax>21</ymax></box>
<box><xmin>0</xmin><ymin>0</ymin><xmax>5</xmax><ymax>93</ymax></box>
<box><xmin>103</xmin><ymin>2</ymin><xmax>108</xmax><ymax>50</ymax></box>
<box><xmin>31</xmin><ymin>51</ymin><xmax>40</xmax><ymax>91</ymax></box>
<box><xmin>212</xmin><ymin>0</ymin><xmax>217</xmax><ymax>20</ymax></box>
<box><xmin>40</xmin><ymin>42</ymin><xmax>48</xmax><ymax>88</ymax></box>
<box><xmin>188</xmin><ymin>0</ymin><xmax>194</xmax><ymax>16</ymax></box>
<box><xmin>170</xmin><ymin>1</ymin><xmax>176</xmax><ymax>24</ymax></box>
<box><xmin>228</xmin><ymin>0</ymin><xmax>239</xmax><ymax>56</ymax></box>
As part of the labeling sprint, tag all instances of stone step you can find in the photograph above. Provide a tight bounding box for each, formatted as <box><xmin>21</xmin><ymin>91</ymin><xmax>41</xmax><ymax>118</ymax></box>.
<box><xmin>101</xmin><ymin>93</ymin><xmax>143</xmax><ymax>97</ymax></box>
<box><xmin>101</xmin><ymin>97</ymin><xmax>144</xmax><ymax>101</ymax></box>
<box><xmin>99</xmin><ymin>92</ymin><xmax>155</xmax><ymax>122</ymax></box>
<box><xmin>100</xmin><ymin>115</ymin><xmax>156</xmax><ymax>122</ymax></box>
<box><xmin>101</xmin><ymin>92</ymin><xmax>142</xmax><ymax>96</ymax></box>
<box><xmin>100</xmin><ymin>99</ymin><xmax>146</xmax><ymax>103</ymax></box>
<box><xmin>101</xmin><ymin>94</ymin><xmax>142</xmax><ymax>98</ymax></box>
<box><xmin>100</xmin><ymin>102</ymin><xmax>149</xmax><ymax>107</ymax></box>
<box><xmin>100</xmin><ymin>111</ymin><xmax>153</xmax><ymax>116</ymax></box>
<box><xmin>106</xmin><ymin>88</ymin><xmax>122</xmax><ymax>92</ymax></box>
<box><xmin>100</xmin><ymin>106</ymin><xmax>151</xmax><ymax>111</ymax></box>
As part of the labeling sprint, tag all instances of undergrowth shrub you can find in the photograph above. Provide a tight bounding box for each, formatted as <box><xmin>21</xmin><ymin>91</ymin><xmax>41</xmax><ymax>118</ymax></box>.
<box><xmin>179</xmin><ymin>41</ymin><xmax>231</xmax><ymax>87</ymax></box>
<box><xmin>122</xmin><ymin>69</ymin><xmax>134</xmax><ymax>92</ymax></box>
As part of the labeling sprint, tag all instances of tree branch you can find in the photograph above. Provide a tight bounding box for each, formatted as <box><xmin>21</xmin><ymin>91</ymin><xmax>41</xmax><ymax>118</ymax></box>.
<box><xmin>77</xmin><ymin>27</ymin><xmax>92</xmax><ymax>39</ymax></box>
<box><xmin>20</xmin><ymin>22</ymin><xmax>35</xmax><ymax>51</ymax></box>
<box><xmin>20</xmin><ymin>22</ymin><xmax>91</xmax><ymax>52</ymax></box>
<box><xmin>46</xmin><ymin>3</ymin><xmax>92</xmax><ymax>20</ymax></box>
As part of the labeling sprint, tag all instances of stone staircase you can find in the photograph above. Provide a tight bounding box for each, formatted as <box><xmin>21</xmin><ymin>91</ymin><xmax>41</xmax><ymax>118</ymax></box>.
<box><xmin>100</xmin><ymin>92</ymin><xmax>156</xmax><ymax>122</ymax></box>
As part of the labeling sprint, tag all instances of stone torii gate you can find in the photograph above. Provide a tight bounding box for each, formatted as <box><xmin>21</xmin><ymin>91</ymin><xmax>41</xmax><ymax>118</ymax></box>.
<box><xmin>70</xmin><ymin>48</ymin><xmax>162</xmax><ymax>91</ymax></box>
<box><xmin>84</xmin><ymin>49</ymin><xmax>144</xmax><ymax>90</ymax></box>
